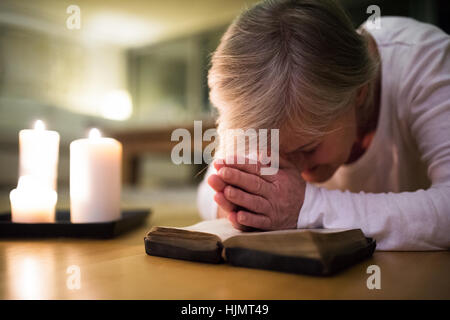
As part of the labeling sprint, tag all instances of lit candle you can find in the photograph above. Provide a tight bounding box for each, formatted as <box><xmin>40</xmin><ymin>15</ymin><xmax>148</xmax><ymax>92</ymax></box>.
<box><xmin>19</xmin><ymin>120</ymin><xmax>60</xmax><ymax>191</ymax></box>
<box><xmin>9</xmin><ymin>176</ymin><xmax>57</xmax><ymax>223</ymax></box>
<box><xmin>70</xmin><ymin>128</ymin><xmax>122</xmax><ymax>223</ymax></box>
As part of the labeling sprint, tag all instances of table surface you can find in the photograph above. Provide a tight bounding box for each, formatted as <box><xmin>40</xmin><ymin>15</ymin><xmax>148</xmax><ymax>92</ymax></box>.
<box><xmin>1</xmin><ymin>194</ymin><xmax>449</xmax><ymax>300</ymax></box>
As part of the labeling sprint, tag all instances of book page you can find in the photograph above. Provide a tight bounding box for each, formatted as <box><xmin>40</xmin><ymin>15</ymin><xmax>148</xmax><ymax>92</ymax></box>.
<box><xmin>180</xmin><ymin>219</ymin><xmax>353</xmax><ymax>241</ymax></box>
<box><xmin>181</xmin><ymin>219</ymin><xmax>243</xmax><ymax>241</ymax></box>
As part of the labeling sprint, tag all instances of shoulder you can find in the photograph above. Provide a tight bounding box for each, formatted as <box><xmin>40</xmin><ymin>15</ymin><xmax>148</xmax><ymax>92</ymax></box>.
<box><xmin>365</xmin><ymin>17</ymin><xmax>450</xmax><ymax>120</ymax></box>
<box><xmin>363</xmin><ymin>16</ymin><xmax>449</xmax><ymax>47</ymax></box>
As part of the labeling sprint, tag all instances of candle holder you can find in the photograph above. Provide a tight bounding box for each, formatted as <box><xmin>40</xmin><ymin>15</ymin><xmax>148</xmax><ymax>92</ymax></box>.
<box><xmin>0</xmin><ymin>209</ymin><xmax>151</xmax><ymax>239</ymax></box>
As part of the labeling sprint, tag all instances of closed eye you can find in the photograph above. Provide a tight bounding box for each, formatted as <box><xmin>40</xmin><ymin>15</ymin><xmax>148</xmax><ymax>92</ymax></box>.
<box><xmin>284</xmin><ymin>141</ymin><xmax>320</xmax><ymax>157</ymax></box>
<box><xmin>285</xmin><ymin>145</ymin><xmax>318</xmax><ymax>159</ymax></box>
<box><xmin>302</xmin><ymin>147</ymin><xmax>317</xmax><ymax>155</ymax></box>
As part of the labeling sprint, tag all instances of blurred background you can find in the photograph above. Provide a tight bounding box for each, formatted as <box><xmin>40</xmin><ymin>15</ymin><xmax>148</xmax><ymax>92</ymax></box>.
<box><xmin>0</xmin><ymin>0</ymin><xmax>449</xmax><ymax>213</ymax></box>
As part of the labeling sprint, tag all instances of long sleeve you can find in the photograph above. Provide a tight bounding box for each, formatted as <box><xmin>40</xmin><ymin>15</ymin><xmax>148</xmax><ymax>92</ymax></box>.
<box><xmin>196</xmin><ymin>165</ymin><xmax>218</xmax><ymax>221</ymax></box>
<box><xmin>298</xmin><ymin>21</ymin><xmax>450</xmax><ymax>251</ymax></box>
<box><xmin>298</xmin><ymin>183</ymin><xmax>450</xmax><ymax>250</ymax></box>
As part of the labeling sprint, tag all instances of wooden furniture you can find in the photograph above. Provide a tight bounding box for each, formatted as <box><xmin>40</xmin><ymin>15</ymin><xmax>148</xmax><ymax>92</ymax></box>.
<box><xmin>1</xmin><ymin>203</ymin><xmax>449</xmax><ymax>300</ymax></box>
<box><xmin>112</xmin><ymin>121</ymin><xmax>215</xmax><ymax>185</ymax></box>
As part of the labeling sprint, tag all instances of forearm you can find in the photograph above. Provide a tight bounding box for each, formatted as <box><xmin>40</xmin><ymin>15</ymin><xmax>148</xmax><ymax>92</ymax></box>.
<box><xmin>299</xmin><ymin>183</ymin><xmax>450</xmax><ymax>250</ymax></box>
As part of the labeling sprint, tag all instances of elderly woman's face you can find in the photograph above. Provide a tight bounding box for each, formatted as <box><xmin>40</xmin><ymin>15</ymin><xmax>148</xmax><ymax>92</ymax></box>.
<box><xmin>280</xmin><ymin>107</ymin><xmax>358</xmax><ymax>183</ymax></box>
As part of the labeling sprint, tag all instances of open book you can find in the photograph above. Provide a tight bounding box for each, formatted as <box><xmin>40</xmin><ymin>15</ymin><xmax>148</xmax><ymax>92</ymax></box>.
<box><xmin>144</xmin><ymin>219</ymin><xmax>376</xmax><ymax>276</ymax></box>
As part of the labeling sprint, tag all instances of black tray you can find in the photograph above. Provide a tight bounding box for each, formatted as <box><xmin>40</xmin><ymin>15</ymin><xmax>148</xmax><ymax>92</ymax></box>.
<box><xmin>0</xmin><ymin>209</ymin><xmax>151</xmax><ymax>239</ymax></box>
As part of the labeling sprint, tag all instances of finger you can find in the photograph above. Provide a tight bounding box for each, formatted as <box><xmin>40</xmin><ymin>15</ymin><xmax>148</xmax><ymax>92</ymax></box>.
<box><xmin>213</xmin><ymin>157</ymin><xmax>241</xmax><ymax>171</ymax></box>
<box><xmin>223</xmin><ymin>185</ymin><xmax>271</xmax><ymax>214</ymax></box>
<box><xmin>215</xmin><ymin>157</ymin><xmax>275</xmax><ymax>182</ymax></box>
<box><xmin>218</xmin><ymin>167</ymin><xmax>271</xmax><ymax>198</ymax></box>
<box><xmin>213</xmin><ymin>159</ymin><xmax>225</xmax><ymax>171</ymax></box>
<box><xmin>217</xmin><ymin>206</ymin><xmax>229</xmax><ymax>219</ymax></box>
<box><xmin>236</xmin><ymin>210</ymin><xmax>272</xmax><ymax>230</ymax></box>
<box><xmin>207</xmin><ymin>174</ymin><xmax>227</xmax><ymax>192</ymax></box>
<box><xmin>213</xmin><ymin>192</ymin><xmax>236</xmax><ymax>212</ymax></box>
<box><xmin>228</xmin><ymin>211</ymin><xmax>253</xmax><ymax>231</ymax></box>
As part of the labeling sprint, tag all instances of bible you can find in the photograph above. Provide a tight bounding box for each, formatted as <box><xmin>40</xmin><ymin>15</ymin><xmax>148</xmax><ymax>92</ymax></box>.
<box><xmin>144</xmin><ymin>219</ymin><xmax>376</xmax><ymax>276</ymax></box>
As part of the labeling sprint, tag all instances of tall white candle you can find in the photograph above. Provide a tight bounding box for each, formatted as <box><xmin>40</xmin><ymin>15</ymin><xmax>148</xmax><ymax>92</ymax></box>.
<box><xmin>70</xmin><ymin>128</ymin><xmax>122</xmax><ymax>223</ymax></box>
<box><xmin>19</xmin><ymin>120</ymin><xmax>60</xmax><ymax>191</ymax></box>
<box><xmin>10</xmin><ymin>176</ymin><xmax>57</xmax><ymax>223</ymax></box>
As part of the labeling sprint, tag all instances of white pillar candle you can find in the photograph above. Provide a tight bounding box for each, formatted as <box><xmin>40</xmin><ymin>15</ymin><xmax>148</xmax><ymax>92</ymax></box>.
<box><xmin>70</xmin><ymin>128</ymin><xmax>122</xmax><ymax>223</ymax></box>
<box><xmin>19</xmin><ymin>120</ymin><xmax>60</xmax><ymax>191</ymax></box>
<box><xmin>10</xmin><ymin>176</ymin><xmax>57</xmax><ymax>223</ymax></box>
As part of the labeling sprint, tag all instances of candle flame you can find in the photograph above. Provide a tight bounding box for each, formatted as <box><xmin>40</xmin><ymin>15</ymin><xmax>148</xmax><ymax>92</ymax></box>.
<box><xmin>89</xmin><ymin>128</ymin><xmax>102</xmax><ymax>139</ymax></box>
<box><xmin>34</xmin><ymin>120</ymin><xmax>45</xmax><ymax>131</ymax></box>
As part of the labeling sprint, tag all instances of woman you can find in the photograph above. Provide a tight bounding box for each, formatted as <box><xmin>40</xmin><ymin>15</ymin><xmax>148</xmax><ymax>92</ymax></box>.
<box><xmin>197</xmin><ymin>0</ymin><xmax>450</xmax><ymax>250</ymax></box>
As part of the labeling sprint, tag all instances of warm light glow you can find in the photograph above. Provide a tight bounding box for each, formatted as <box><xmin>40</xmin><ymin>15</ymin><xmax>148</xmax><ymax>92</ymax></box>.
<box><xmin>17</xmin><ymin>175</ymin><xmax>40</xmax><ymax>191</ymax></box>
<box><xmin>89</xmin><ymin>128</ymin><xmax>102</xmax><ymax>139</ymax></box>
<box><xmin>9</xmin><ymin>175</ymin><xmax>57</xmax><ymax>223</ymax></box>
<box><xmin>84</xmin><ymin>13</ymin><xmax>163</xmax><ymax>47</ymax></box>
<box><xmin>19</xmin><ymin>122</ymin><xmax>60</xmax><ymax>191</ymax></box>
<box><xmin>100</xmin><ymin>90</ymin><xmax>133</xmax><ymax>121</ymax></box>
<box><xmin>8</xmin><ymin>248</ymin><xmax>55</xmax><ymax>299</ymax></box>
<box><xmin>34</xmin><ymin>120</ymin><xmax>45</xmax><ymax>131</ymax></box>
<box><xmin>10</xmin><ymin>176</ymin><xmax>58</xmax><ymax>206</ymax></box>
<box><xmin>13</xmin><ymin>256</ymin><xmax>44</xmax><ymax>299</ymax></box>
<box><xmin>70</xmin><ymin>131</ymin><xmax>122</xmax><ymax>223</ymax></box>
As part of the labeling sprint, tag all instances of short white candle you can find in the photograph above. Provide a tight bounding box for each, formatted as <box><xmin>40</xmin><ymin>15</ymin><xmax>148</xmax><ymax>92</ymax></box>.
<box><xmin>10</xmin><ymin>176</ymin><xmax>57</xmax><ymax>223</ymax></box>
<box><xmin>19</xmin><ymin>120</ymin><xmax>60</xmax><ymax>191</ymax></box>
<box><xmin>70</xmin><ymin>128</ymin><xmax>122</xmax><ymax>223</ymax></box>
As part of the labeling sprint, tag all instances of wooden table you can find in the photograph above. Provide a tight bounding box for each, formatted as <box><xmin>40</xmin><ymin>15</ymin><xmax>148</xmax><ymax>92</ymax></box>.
<box><xmin>1</xmin><ymin>203</ymin><xmax>449</xmax><ymax>300</ymax></box>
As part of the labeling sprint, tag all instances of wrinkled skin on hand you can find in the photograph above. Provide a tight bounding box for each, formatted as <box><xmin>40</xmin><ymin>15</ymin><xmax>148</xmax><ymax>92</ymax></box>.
<box><xmin>207</xmin><ymin>156</ymin><xmax>306</xmax><ymax>231</ymax></box>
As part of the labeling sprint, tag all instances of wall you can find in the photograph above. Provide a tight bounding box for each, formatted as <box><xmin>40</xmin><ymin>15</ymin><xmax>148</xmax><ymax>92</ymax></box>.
<box><xmin>0</xmin><ymin>24</ymin><xmax>128</xmax><ymax>188</ymax></box>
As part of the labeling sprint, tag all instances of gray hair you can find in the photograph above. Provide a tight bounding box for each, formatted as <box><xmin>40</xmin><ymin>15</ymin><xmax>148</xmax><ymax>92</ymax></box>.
<box><xmin>208</xmin><ymin>0</ymin><xmax>379</xmax><ymax>155</ymax></box>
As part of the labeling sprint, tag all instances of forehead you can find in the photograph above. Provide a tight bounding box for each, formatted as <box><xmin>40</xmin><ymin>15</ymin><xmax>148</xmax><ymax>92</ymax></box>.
<box><xmin>279</xmin><ymin>128</ymin><xmax>319</xmax><ymax>153</ymax></box>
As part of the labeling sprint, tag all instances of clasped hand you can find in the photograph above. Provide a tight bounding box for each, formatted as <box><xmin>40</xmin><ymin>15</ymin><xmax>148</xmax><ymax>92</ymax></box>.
<box><xmin>207</xmin><ymin>156</ymin><xmax>306</xmax><ymax>231</ymax></box>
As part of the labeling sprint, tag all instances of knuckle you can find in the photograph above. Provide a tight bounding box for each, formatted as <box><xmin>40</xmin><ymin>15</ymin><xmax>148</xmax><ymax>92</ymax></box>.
<box><xmin>238</xmin><ymin>211</ymin><xmax>247</xmax><ymax>224</ymax></box>
<box><xmin>254</xmin><ymin>198</ymin><xmax>263</xmax><ymax>213</ymax></box>
<box><xmin>273</xmin><ymin>180</ymin><xmax>282</xmax><ymax>193</ymax></box>
<box><xmin>227</xmin><ymin>168</ymin><xmax>240</xmax><ymax>183</ymax></box>
<box><xmin>230</xmin><ymin>187</ymin><xmax>243</xmax><ymax>202</ymax></box>
<box><xmin>233</xmin><ymin>187</ymin><xmax>241</xmax><ymax>200</ymax></box>
<box><xmin>254</xmin><ymin>177</ymin><xmax>262</xmax><ymax>194</ymax></box>
<box><xmin>230</xmin><ymin>167</ymin><xmax>239</xmax><ymax>179</ymax></box>
<box><xmin>221</xmin><ymin>167</ymin><xmax>231</xmax><ymax>180</ymax></box>
<box><xmin>225</xmin><ymin>185</ymin><xmax>233</xmax><ymax>199</ymax></box>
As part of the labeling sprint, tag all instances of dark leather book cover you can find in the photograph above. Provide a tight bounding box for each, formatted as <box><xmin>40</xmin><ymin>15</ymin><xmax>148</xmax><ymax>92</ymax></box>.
<box><xmin>223</xmin><ymin>230</ymin><xmax>376</xmax><ymax>276</ymax></box>
<box><xmin>145</xmin><ymin>227</ymin><xmax>224</xmax><ymax>263</ymax></box>
<box><xmin>144</xmin><ymin>223</ymin><xmax>376</xmax><ymax>275</ymax></box>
